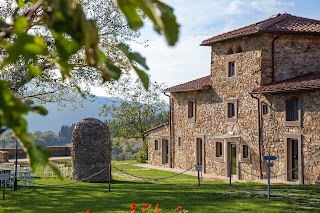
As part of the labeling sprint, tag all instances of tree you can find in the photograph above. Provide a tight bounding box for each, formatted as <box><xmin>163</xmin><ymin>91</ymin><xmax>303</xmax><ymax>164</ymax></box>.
<box><xmin>0</xmin><ymin>0</ymin><xmax>141</xmax><ymax>108</ymax></box>
<box><xmin>0</xmin><ymin>0</ymin><xmax>179</xmax><ymax>171</ymax></box>
<box><xmin>100</xmin><ymin>74</ymin><xmax>169</xmax><ymax>162</ymax></box>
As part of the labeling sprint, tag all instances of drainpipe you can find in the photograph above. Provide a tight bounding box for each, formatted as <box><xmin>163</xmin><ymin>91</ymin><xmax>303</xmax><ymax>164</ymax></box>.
<box><xmin>164</xmin><ymin>92</ymin><xmax>173</xmax><ymax>168</ymax></box>
<box><xmin>271</xmin><ymin>34</ymin><xmax>279</xmax><ymax>83</ymax></box>
<box><xmin>250</xmin><ymin>93</ymin><xmax>263</xmax><ymax>179</ymax></box>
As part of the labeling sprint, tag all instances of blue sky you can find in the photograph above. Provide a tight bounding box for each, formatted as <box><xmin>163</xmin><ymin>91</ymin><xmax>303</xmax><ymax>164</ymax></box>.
<box><xmin>94</xmin><ymin>1</ymin><xmax>320</xmax><ymax>95</ymax></box>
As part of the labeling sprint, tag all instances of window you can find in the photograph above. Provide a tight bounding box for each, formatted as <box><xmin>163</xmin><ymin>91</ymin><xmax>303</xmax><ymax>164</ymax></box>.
<box><xmin>226</xmin><ymin>99</ymin><xmax>238</xmax><ymax>122</ymax></box>
<box><xmin>285</xmin><ymin>97</ymin><xmax>301</xmax><ymax>126</ymax></box>
<box><xmin>262</xmin><ymin>102</ymin><xmax>270</xmax><ymax>116</ymax></box>
<box><xmin>228</xmin><ymin>61</ymin><xmax>236</xmax><ymax>77</ymax></box>
<box><xmin>216</xmin><ymin>142</ymin><xmax>223</xmax><ymax>157</ymax></box>
<box><xmin>177</xmin><ymin>136</ymin><xmax>182</xmax><ymax>148</ymax></box>
<box><xmin>154</xmin><ymin>140</ymin><xmax>159</xmax><ymax>151</ymax></box>
<box><xmin>228</xmin><ymin>103</ymin><xmax>236</xmax><ymax>118</ymax></box>
<box><xmin>242</xmin><ymin>145</ymin><xmax>249</xmax><ymax>159</ymax></box>
<box><xmin>227</xmin><ymin>48</ymin><xmax>233</xmax><ymax>55</ymax></box>
<box><xmin>187</xmin><ymin>100</ymin><xmax>196</xmax><ymax>122</ymax></box>
<box><xmin>236</xmin><ymin>46</ymin><xmax>242</xmax><ymax>53</ymax></box>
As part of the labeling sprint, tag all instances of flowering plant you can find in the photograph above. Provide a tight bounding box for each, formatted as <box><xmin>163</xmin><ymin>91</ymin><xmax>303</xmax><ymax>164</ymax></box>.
<box><xmin>75</xmin><ymin>210</ymin><xmax>90</xmax><ymax>213</ymax></box>
<box><xmin>129</xmin><ymin>203</ymin><xmax>188</xmax><ymax>212</ymax></box>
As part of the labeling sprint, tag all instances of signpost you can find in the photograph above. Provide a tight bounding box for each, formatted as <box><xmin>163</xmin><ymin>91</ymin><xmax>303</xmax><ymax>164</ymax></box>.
<box><xmin>263</xmin><ymin>153</ymin><xmax>277</xmax><ymax>201</ymax></box>
<box><xmin>195</xmin><ymin>164</ymin><xmax>202</xmax><ymax>186</ymax></box>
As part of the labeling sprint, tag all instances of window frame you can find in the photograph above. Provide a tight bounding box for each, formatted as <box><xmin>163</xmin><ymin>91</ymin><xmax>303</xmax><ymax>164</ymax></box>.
<box><xmin>226</xmin><ymin>99</ymin><xmax>238</xmax><ymax>122</ymax></box>
<box><xmin>177</xmin><ymin>135</ymin><xmax>183</xmax><ymax>150</ymax></box>
<box><xmin>214</xmin><ymin>139</ymin><xmax>224</xmax><ymax>162</ymax></box>
<box><xmin>261</xmin><ymin>101</ymin><xmax>270</xmax><ymax>118</ymax></box>
<box><xmin>226</xmin><ymin>57</ymin><xmax>237</xmax><ymax>80</ymax></box>
<box><xmin>242</xmin><ymin>144</ymin><xmax>249</xmax><ymax>159</ymax></box>
<box><xmin>187</xmin><ymin>99</ymin><xmax>196</xmax><ymax>122</ymax></box>
<box><xmin>285</xmin><ymin>96</ymin><xmax>301</xmax><ymax>127</ymax></box>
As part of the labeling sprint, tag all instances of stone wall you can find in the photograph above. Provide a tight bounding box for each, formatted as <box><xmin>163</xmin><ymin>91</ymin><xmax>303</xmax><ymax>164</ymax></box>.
<box><xmin>261</xmin><ymin>91</ymin><xmax>320</xmax><ymax>184</ymax></box>
<box><xmin>261</xmin><ymin>34</ymin><xmax>320</xmax><ymax>85</ymax></box>
<box><xmin>147</xmin><ymin>124</ymin><xmax>169</xmax><ymax>166</ymax></box>
<box><xmin>72</xmin><ymin>118</ymin><xmax>111</xmax><ymax>182</ymax></box>
<box><xmin>0</xmin><ymin>146</ymin><xmax>71</xmax><ymax>159</ymax></box>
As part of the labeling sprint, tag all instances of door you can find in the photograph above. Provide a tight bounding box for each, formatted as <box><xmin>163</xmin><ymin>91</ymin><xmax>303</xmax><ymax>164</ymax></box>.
<box><xmin>196</xmin><ymin>138</ymin><xmax>203</xmax><ymax>165</ymax></box>
<box><xmin>162</xmin><ymin>139</ymin><xmax>169</xmax><ymax>164</ymax></box>
<box><xmin>231</xmin><ymin>144</ymin><xmax>237</xmax><ymax>175</ymax></box>
<box><xmin>291</xmin><ymin>139</ymin><xmax>299</xmax><ymax>180</ymax></box>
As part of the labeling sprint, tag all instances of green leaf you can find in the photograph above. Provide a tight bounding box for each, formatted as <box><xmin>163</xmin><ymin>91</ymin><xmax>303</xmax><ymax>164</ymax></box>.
<box><xmin>117</xmin><ymin>43</ymin><xmax>149</xmax><ymax>70</ymax></box>
<box><xmin>134</xmin><ymin>67</ymin><xmax>149</xmax><ymax>90</ymax></box>
<box><xmin>17</xmin><ymin>0</ymin><xmax>25</xmax><ymax>8</ymax></box>
<box><xmin>53</xmin><ymin>32</ymin><xmax>81</xmax><ymax>61</ymax></box>
<box><xmin>13</xmin><ymin>16</ymin><xmax>29</xmax><ymax>34</ymax></box>
<box><xmin>28</xmin><ymin>65</ymin><xmax>42</xmax><ymax>78</ymax></box>
<box><xmin>116</xmin><ymin>0</ymin><xmax>144</xmax><ymax>30</ymax></box>
<box><xmin>116</xmin><ymin>0</ymin><xmax>179</xmax><ymax>46</ymax></box>
<box><xmin>155</xmin><ymin>1</ymin><xmax>179</xmax><ymax>45</ymax></box>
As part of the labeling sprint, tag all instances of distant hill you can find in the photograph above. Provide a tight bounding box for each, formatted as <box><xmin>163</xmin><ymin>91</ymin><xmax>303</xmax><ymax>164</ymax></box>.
<box><xmin>26</xmin><ymin>96</ymin><xmax>119</xmax><ymax>133</ymax></box>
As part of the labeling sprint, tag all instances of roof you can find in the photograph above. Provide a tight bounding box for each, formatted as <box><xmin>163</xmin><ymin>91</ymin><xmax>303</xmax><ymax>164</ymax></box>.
<box><xmin>144</xmin><ymin>123</ymin><xmax>169</xmax><ymax>135</ymax></box>
<box><xmin>201</xmin><ymin>13</ymin><xmax>320</xmax><ymax>46</ymax></box>
<box><xmin>252</xmin><ymin>73</ymin><xmax>320</xmax><ymax>94</ymax></box>
<box><xmin>164</xmin><ymin>75</ymin><xmax>211</xmax><ymax>93</ymax></box>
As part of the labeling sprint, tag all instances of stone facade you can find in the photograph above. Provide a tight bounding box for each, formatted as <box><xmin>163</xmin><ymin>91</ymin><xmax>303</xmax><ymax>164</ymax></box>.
<box><xmin>72</xmin><ymin>118</ymin><xmax>111</xmax><ymax>182</ymax></box>
<box><xmin>0</xmin><ymin>146</ymin><xmax>72</xmax><ymax>159</ymax></box>
<box><xmin>147</xmin><ymin>30</ymin><xmax>320</xmax><ymax>184</ymax></box>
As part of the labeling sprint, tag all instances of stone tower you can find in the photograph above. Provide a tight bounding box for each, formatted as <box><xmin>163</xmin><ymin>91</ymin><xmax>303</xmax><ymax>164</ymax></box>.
<box><xmin>72</xmin><ymin>118</ymin><xmax>111</xmax><ymax>182</ymax></box>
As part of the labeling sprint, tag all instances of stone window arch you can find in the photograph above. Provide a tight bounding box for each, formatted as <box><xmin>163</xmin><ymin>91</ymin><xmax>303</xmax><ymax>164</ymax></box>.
<box><xmin>227</xmin><ymin>48</ymin><xmax>233</xmax><ymax>55</ymax></box>
<box><xmin>236</xmin><ymin>46</ymin><xmax>242</xmax><ymax>53</ymax></box>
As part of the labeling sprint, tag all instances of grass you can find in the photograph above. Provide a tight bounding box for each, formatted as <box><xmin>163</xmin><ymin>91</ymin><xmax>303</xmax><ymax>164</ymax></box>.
<box><xmin>1</xmin><ymin>160</ymin><xmax>320</xmax><ymax>212</ymax></box>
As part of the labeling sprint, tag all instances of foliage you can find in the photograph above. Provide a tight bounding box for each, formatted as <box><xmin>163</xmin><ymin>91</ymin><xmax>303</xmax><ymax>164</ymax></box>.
<box><xmin>58</xmin><ymin>124</ymin><xmax>75</xmax><ymax>144</ymax></box>
<box><xmin>0</xmin><ymin>0</ymin><xmax>179</xmax><ymax>171</ymax></box>
<box><xmin>100</xmin><ymin>74</ymin><xmax>169</xmax><ymax>162</ymax></box>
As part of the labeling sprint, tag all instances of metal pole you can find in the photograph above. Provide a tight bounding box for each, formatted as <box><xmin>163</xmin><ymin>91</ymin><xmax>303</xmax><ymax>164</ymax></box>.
<box><xmin>108</xmin><ymin>164</ymin><xmax>111</xmax><ymax>192</ymax></box>
<box><xmin>13</xmin><ymin>138</ymin><xmax>18</xmax><ymax>190</ymax></box>
<box><xmin>267</xmin><ymin>153</ymin><xmax>270</xmax><ymax>201</ymax></box>
<box><xmin>198</xmin><ymin>170</ymin><xmax>200</xmax><ymax>186</ymax></box>
<box><xmin>229</xmin><ymin>156</ymin><xmax>232</xmax><ymax>188</ymax></box>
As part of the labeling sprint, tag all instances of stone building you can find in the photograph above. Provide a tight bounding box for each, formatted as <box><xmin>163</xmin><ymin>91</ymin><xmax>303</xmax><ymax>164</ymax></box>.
<box><xmin>146</xmin><ymin>13</ymin><xmax>320</xmax><ymax>184</ymax></box>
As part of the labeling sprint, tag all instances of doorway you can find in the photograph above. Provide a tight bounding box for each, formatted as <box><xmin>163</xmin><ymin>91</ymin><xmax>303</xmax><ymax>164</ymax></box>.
<box><xmin>195</xmin><ymin>136</ymin><xmax>205</xmax><ymax>173</ymax></box>
<box><xmin>162</xmin><ymin>138</ymin><xmax>169</xmax><ymax>164</ymax></box>
<box><xmin>226</xmin><ymin>143</ymin><xmax>237</xmax><ymax>177</ymax></box>
<box><xmin>288</xmin><ymin>139</ymin><xmax>299</xmax><ymax>181</ymax></box>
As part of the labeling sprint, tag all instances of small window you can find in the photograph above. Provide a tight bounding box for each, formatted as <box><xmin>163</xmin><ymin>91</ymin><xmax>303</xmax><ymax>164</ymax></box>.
<box><xmin>286</xmin><ymin>97</ymin><xmax>299</xmax><ymax>121</ymax></box>
<box><xmin>154</xmin><ymin>140</ymin><xmax>159</xmax><ymax>150</ymax></box>
<box><xmin>188</xmin><ymin>101</ymin><xmax>194</xmax><ymax>118</ymax></box>
<box><xmin>227</xmin><ymin>48</ymin><xmax>233</xmax><ymax>55</ymax></box>
<box><xmin>242</xmin><ymin>145</ymin><xmax>249</xmax><ymax>159</ymax></box>
<box><xmin>228</xmin><ymin>61</ymin><xmax>236</xmax><ymax>77</ymax></box>
<box><xmin>216</xmin><ymin>142</ymin><xmax>223</xmax><ymax>157</ymax></box>
<box><xmin>262</xmin><ymin>103</ymin><xmax>269</xmax><ymax>116</ymax></box>
<box><xmin>236</xmin><ymin>46</ymin><xmax>242</xmax><ymax>53</ymax></box>
<box><xmin>226</xmin><ymin>99</ymin><xmax>238</xmax><ymax>122</ymax></box>
<box><xmin>228</xmin><ymin>103</ymin><xmax>236</xmax><ymax>118</ymax></box>
<box><xmin>178</xmin><ymin>137</ymin><xmax>182</xmax><ymax>147</ymax></box>
<box><xmin>187</xmin><ymin>100</ymin><xmax>196</xmax><ymax>122</ymax></box>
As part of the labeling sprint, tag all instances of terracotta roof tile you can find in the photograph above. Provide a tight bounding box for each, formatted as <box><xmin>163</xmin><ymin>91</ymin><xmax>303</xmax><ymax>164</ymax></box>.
<box><xmin>164</xmin><ymin>75</ymin><xmax>211</xmax><ymax>93</ymax></box>
<box><xmin>201</xmin><ymin>13</ymin><xmax>320</xmax><ymax>45</ymax></box>
<box><xmin>144</xmin><ymin>122</ymin><xmax>169</xmax><ymax>135</ymax></box>
<box><xmin>252</xmin><ymin>73</ymin><xmax>320</xmax><ymax>94</ymax></box>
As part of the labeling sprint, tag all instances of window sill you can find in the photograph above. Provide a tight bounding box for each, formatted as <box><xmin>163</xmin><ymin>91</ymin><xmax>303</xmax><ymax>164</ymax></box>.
<box><xmin>284</xmin><ymin>121</ymin><xmax>301</xmax><ymax>127</ymax></box>
<box><xmin>226</xmin><ymin>76</ymin><xmax>237</xmax><ymax>81</ymax></box>
<box><xmin>214</xmin><ymin>157</ymin><xmax>224</xmax><ymax>162</ymax></box>
<box><xmin>153</xmin><ymin>151</ymin><xmax>160</xmax><ymax>155</ymax></box>
<box><xmin>226</xmin><ymin>117</ymin><xmax>237</xmax><ymax>122</ymax></box>
<box><xmin>187</xmin><ymin>118</ymin><xmax>196</xmax><ymax>123</ymax></box>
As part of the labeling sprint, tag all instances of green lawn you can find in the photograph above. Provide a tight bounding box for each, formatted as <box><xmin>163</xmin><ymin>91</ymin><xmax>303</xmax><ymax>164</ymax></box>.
<box><xmin>1</xmin><ymin>160</ymin><xmax>320</xmax><ymax>213</ymax></box>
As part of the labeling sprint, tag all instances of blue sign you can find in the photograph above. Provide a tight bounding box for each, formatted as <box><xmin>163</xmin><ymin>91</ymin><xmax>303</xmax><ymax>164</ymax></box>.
<box><xmin>263</xmin><ymin>155</ymin><xmax>277</xmax><ymax>161</ymax></box>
